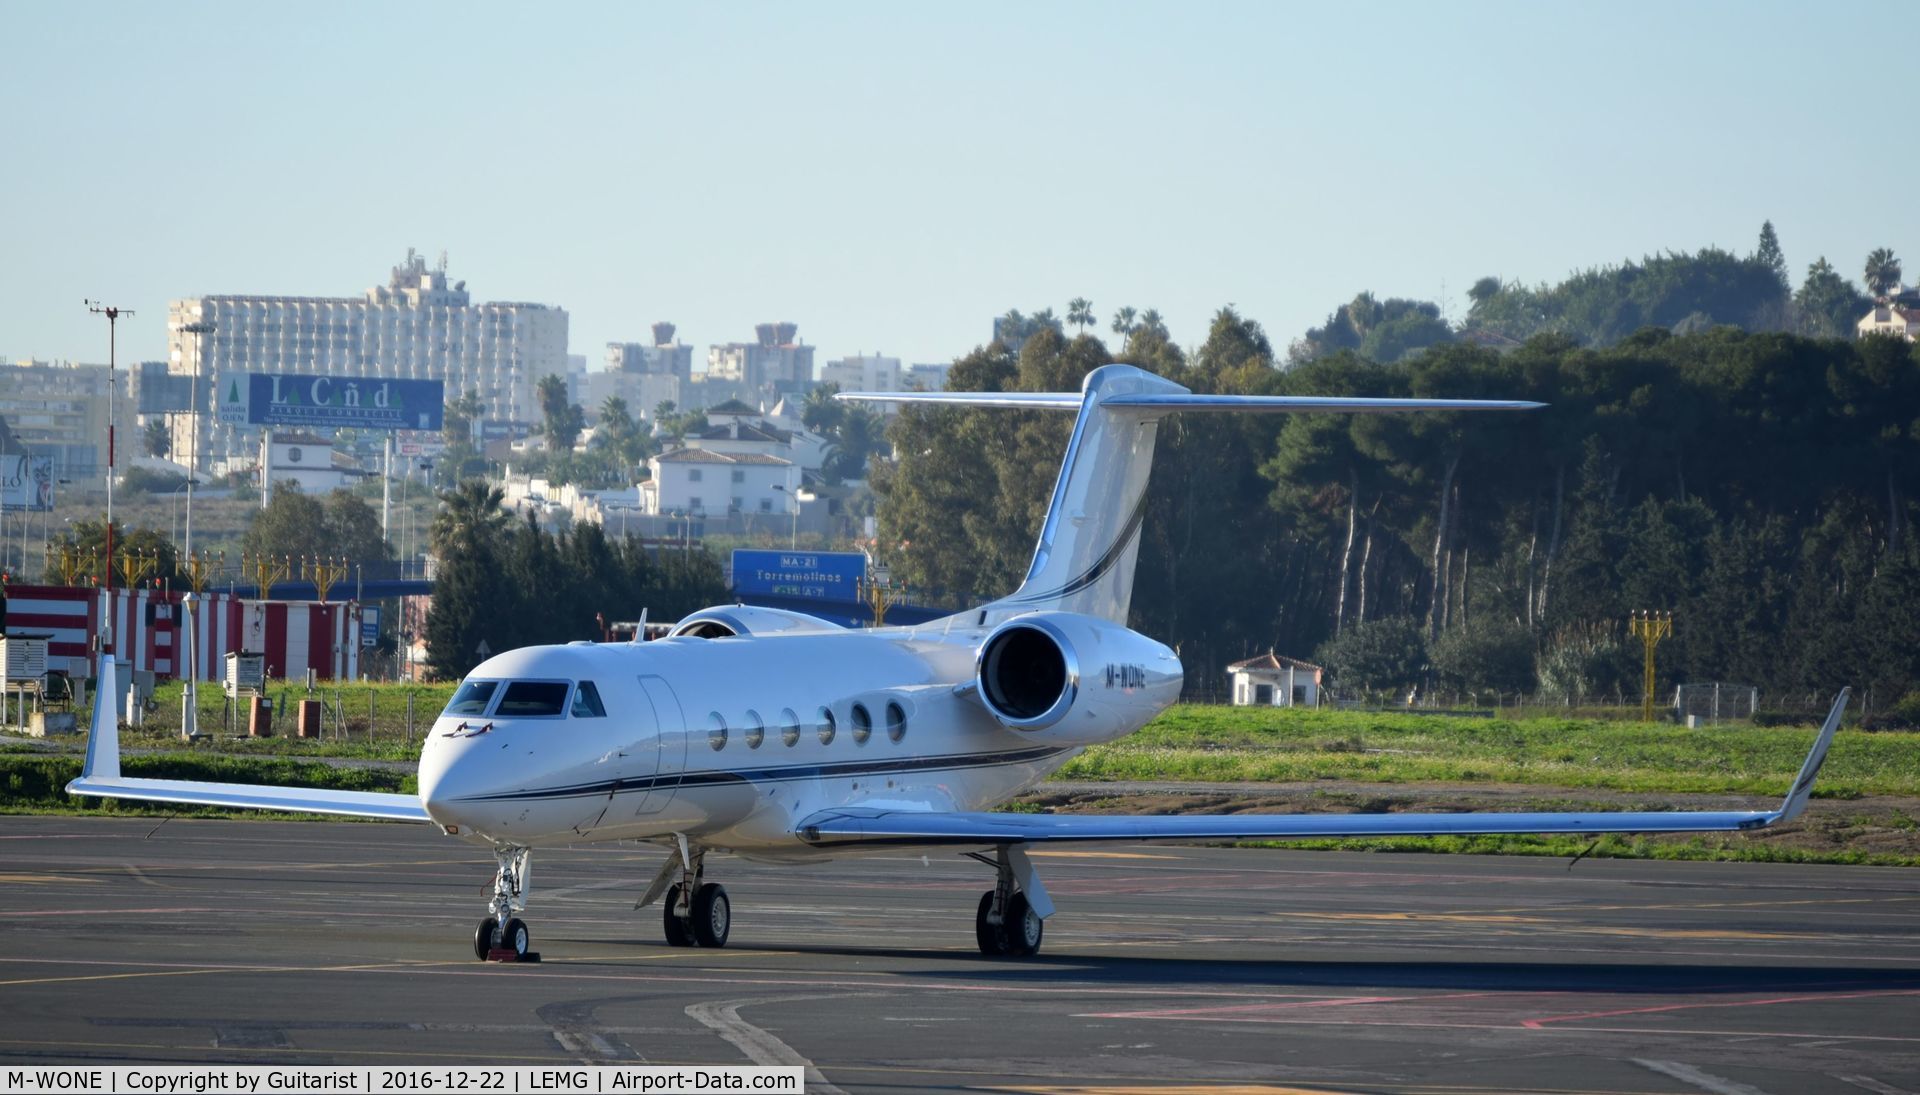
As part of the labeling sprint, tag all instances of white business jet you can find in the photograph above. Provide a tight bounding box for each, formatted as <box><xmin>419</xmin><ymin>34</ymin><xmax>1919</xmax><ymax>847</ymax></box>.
<box><xmin>70</xmin><ymin>364</ymin><xmax>1850</xmax><ymax>961</ymax></box>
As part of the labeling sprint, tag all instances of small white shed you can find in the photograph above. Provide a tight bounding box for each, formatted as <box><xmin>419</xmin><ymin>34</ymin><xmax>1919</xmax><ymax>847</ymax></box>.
<box><xmin>1226</xmin><ymin>652</ymin><xmax>1323</xmax><ymax>708</ymax></box>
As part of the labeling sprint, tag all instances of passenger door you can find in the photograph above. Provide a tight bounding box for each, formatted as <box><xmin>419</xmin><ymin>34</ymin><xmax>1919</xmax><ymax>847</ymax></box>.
<box><xmin>634</xmin><ymin>675</ymin><xmax>686</xmax><ymax>815</ymax></box>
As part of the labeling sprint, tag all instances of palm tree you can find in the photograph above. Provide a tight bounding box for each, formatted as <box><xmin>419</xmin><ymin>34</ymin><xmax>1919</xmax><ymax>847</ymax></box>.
<box><xmin>1067</xmin><ymin>297</ymin><xmax>1095</xmax><ymax>333</ymax></box>
<box><xmin>1138</xmin><ymin>308</ymin><xmax>1168</xmax><ymax>338</ymax></box>
<box><xmin>431</xmin><ymin>480</ymin><xmax>509</xmax><ymax>555</ymax></box>
<box><xmin>1865</xmin><ymin>248</ymin><xmax>1902</xmax><ymax>299</ymax></box>
<box><xmin>802</xmin><ymin>383</ymin><xmax>845</xmax><ymax>434</ymax></box>
<box><xmin>1111</xmin><ymin>306</ymin><xmax>1138</xmax><ymax>343</ymax></box>
<box><xmin>143</xmin><ymin>419</ymin><xmax>171</xmax><ymax>459</ymax></box>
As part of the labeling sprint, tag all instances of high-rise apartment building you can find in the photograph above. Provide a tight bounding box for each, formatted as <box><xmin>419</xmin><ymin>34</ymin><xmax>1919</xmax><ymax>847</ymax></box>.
<box><xmin>593</xmin><ymin>323</ymin><xmax>696</xmax><ymax>421</ymax></box>
<box><xmin>705</xmin><ymin>323</ymin><xmax>814</xmax><ymax>398</ymax></box>
<box><xmin>819</xmin><ymin>353</ymin><xmax>903</xmax><ymax>393</ymax></box>
<box><xmin>166</xmin><ymin>250</ymin><xmax>569</xmax><ymax>458</ymax></box>
<box><xmin>0</xmin><ymin>360</ymin><xmax>116</xmax><ymax>483</ymax></box>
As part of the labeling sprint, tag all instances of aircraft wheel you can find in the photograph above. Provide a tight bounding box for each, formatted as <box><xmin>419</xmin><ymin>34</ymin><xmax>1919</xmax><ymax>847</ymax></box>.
<box><xmin>1003</xmin><ymin>892</ymin><xmax>1043</xmax><ymax>957</ymax></box>
<box><xmin>691</xmin><ymin>883</ymin><xmax>730</xmax><ymax>948</ymax></box>
<box><xmin>662</xmin><ymin>884</ymin><xmax>694</xmax><ymax>947</ymax></box>
<box><xmin>474</xmin><ymin>917</ymin><xmax>498</xmax><ymax>960</ymax></box>
<box><xmin>975</xmin><ymin>891</ymin><xmax>1008</xmax><ymax>955</ymax></box>
<box><xmin>501</xmin><ymin>917</ymin><xmax>531</xmax><ymax>958</ymax></box>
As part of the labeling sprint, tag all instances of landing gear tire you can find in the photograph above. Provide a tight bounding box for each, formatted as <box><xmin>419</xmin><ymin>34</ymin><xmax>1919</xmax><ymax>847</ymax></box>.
<box><xmin>975</xmin><ymin>891</ymin><xmax>1007</xmax><ymax>955</ymax></box>
<box><xmin>474</xmin><ymin>917</ymin><xmax>499</xmax><ymax>960</ymax></box>
<box><xmin>975</xmin><ymin>890</ymin><xmax>1043</xmax><ymax>957</ymax></box>
<box><xmin>662</xmin><ymin>884</ymin><xmax>695</xmax><ymax>947</ymax></box>
<box><xmin>1002</xmin><ymin>892</ymin><xmax>1043</xmax><ymax>957</ymax></box>
<box><xmin>500</xmin><ymin>917</ymin><xmax>531</xmax><ymax>959</ymax></box>
<box><xmin>691</xmin><ymin>883</ymin><xmax>730</xmax><ymax>949</ymax></box>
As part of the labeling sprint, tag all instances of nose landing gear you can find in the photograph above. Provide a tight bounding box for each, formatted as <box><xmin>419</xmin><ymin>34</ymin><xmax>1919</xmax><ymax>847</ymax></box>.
<box><xmin>474</xmin><ymin>846</ymin><xmax>536</xmax><ymax>961</ymax></box>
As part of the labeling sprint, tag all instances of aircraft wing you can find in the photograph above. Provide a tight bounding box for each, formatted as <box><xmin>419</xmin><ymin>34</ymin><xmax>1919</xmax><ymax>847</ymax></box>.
<box><xmin>66</xmin><ymin>775</ymin><xmax>429</xmax><ymax>822</ymax></box>
<box><xmin>65</xmin><ymin>655</ymin><xmax>431</xmax><ymax>824</ymax></box>
<box><xmin>798</xmin><ymin>690</ymin><xmax>1848</xmax><ymax>849</ymax></box>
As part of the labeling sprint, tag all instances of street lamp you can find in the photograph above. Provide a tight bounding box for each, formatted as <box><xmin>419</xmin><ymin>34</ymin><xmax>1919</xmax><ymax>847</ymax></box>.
<box><xmin>84</xmin><ymin>300</ymin><xmax>133</xmax><ymax>653</ymax></box>
<box><xmin>175</xmin><ymin>319</ymin><xmax>215</xmax><ymax>740</ymax></box>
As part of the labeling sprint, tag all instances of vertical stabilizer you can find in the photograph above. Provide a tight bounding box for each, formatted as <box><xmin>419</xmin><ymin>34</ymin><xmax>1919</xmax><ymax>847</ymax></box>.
<box><xmin>835</xmin><ymin>364</ymin><xmax>1540</xmax><ymax>628</ymax></box>
<box><xmin>989</xmin><ymin>365</ymin><xmax>1188</xmax><ymax>624</ymax></box>
<box><xmin>82</xmin><ymin>654</ymin><xmax>121</xmax><ymax>780</ymax></box>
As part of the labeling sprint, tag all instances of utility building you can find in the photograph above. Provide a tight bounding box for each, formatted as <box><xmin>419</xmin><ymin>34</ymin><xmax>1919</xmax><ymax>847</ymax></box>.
<box><xmin>1226</xmin><ymin>652</ymin><xmax>1323</xmax><ymax>707</ymax></box>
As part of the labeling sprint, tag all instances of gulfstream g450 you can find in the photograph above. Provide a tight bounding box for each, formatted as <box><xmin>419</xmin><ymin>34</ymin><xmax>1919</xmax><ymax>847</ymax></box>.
<box><xmin>70</xmin><ymin>364</ymin><xmax>1850</xmax><ymax>959</ymax></box>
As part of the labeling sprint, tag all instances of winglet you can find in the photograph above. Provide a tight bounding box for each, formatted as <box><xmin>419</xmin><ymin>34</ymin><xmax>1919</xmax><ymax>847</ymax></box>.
<box><xmin>1775</xmin><ymin>687</ymin><xmax>1848</xmax><ymax>823</ymax></box>
<box><xmin>79</xmin><ymin>653</ymin><xmax>121</xmax><ymax>781</ymax></box>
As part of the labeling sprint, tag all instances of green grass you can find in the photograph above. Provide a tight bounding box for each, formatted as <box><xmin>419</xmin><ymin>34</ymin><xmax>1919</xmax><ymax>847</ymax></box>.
<box><xmin>46</xmin><ymin>680</ymin><xmax>461</xmax><ymax>761</ymax></box>
<box><xmin>10</xmin><ymin>699</ymin><xmax>1917</xmax><ymax>867</ymax></box>
<box><xmin>1059</xmin><ymin>705</ymin><xmax>1918</xmax><ymax>798</ymax></box>
<box><xmin>1239</xmin><ymin>832</ymin><xmax>1920</xmax><ymax>868</ymax></box>
<box><xmin>0</xmin><ymin>753</ymin><xmax>415</xmax><ymax>819</ymax></box>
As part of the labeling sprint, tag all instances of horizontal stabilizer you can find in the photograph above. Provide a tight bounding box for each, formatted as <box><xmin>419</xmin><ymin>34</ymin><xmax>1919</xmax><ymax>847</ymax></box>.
<box><xmin>835</xmin><ymin>390</ymin><xmax>1544</xmax><ymax>415</ymax></box>
<box><xmin>835</xmin><ymin>391</ymin><xmax>1083</xmax><ymax>409</ymax></box>
<box><xmin>1100</xmin><ymin>393</ymin><xmax>1545</xmax><ymax>415</ymax></box>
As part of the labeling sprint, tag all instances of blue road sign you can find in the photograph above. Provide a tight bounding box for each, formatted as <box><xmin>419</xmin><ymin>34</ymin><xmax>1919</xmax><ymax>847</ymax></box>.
<box><xmin>360</xmin><ymin>605</ymin><xmax>382</xmax><ymax>648</ymax></box>
<box><xmin>235</xmin><ymin>374</ymin><xmax>446</xmax><ymax>431</ymax></box>
<box><xmin>731</xmin><ymin>550</ymin><xmax>866</xmax><ymax>600</ymax></box>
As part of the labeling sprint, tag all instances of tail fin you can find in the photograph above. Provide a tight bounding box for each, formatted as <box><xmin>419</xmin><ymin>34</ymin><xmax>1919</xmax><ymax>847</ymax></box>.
<box><xmin>82</xmin><ymin>653</ymin><xmax>120</xmax><ymax>781</ymax></box>
<box><xmin>841</xmin><ymin>364</ymin><xmax>1542</xmax><ymax>624</ymax></box>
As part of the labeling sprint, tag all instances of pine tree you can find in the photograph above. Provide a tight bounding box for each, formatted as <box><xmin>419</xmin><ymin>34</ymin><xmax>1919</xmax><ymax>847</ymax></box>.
<box><xmin>1755</xmin><ymin>220</ymin><xmax>1787</xmax><ymax>289</ymax></box>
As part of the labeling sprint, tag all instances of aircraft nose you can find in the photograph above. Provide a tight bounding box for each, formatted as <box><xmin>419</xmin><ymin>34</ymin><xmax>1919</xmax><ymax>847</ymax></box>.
<box><xmin>418</xmin><ymin>730</ymin><xmax>496</xmax><ymax>832</ymax></box>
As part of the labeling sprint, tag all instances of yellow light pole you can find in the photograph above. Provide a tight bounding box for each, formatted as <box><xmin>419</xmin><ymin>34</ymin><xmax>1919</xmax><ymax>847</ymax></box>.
<box><xmin>242</xmin><ymin>553</ymin><xmax>292</xmax><ymax>601</ymax></box>
<box><xmin>1628</xmin><ymin>610</ymin><xmax>1673</xmax><ymax>722</ymax></box>
<box><xmin>860</xmin><ymin>561</ymin><xmax>897</xmax><ymax>629</ymax></box>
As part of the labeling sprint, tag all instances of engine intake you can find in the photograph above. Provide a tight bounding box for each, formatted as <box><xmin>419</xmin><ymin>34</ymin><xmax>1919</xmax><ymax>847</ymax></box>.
<box><xmin>976</xmin><ymin>617</ymin><xmax>1079</xmax><ymax>730</ymax></box>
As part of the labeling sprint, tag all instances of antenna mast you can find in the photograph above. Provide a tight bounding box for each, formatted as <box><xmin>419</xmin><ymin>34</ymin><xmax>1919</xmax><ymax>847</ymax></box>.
<box><xmin>84</xmin><ymin>300</ymin><xmax>133</xmax><ymax>654</ymax></box>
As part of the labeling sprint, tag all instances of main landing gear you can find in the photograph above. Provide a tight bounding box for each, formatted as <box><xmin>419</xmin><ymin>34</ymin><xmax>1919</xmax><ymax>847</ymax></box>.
<box><xmin>639</xmin><ymin>835</ymin><xmax>730</xmax><ymax>948</ymax></box>
<box><xmin>968</xmin><ymin>844</ymin><xmax>1052</xmax><ymax>957</ymax></box>
<box><xmin>474</xmin><ymin>845</ymin><xmax>534</xmax><ymax>961</ymax></box>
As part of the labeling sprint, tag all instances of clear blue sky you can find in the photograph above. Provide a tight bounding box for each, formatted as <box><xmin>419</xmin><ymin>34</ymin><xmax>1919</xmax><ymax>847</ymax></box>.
<box><xmin>1</xmin><ymin>1</ymin><xmax>1903</xmax><ymax>371</ymax></box>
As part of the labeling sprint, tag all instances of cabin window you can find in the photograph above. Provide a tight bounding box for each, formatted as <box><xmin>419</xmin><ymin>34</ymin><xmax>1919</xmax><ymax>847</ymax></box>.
<box><xmin>816</xmin><ymin>706</ymin><xmax>836</xmax><ymax>745</ymax></box>
<box><xmin>885</xmin><ymin>700</ymin><xmax>907</xmax><ymax>743</ymax></box>
<box><xmin>444</xmin><ymin>679</ymin><xmax>499</xmax><ymax>717</ymax></box>
<box><xmin>495</xmin><ymin>681</ymin><xmax>570</xmax><ymax>717</ymax></box>
<box><xmin>850</xmin><ymin>703</ymin><xmax>872</xmax><ymax>745</ymax></box>
<box><xmin>779</xmin><ymin>708</ymin><xmax>801</xmax><ymax>747</ymax></box>
<box><xmin>571</xmin><ymin>681</ymin><xmax>607</xmax><ymax>718</ymax></box>
<box><xmin>743</xmin><ymin>709</ymin><xmax>765</xmax><ymax>749</ymax></box>
<box><xmin>708</xmin><ymin>712</ymin><xmax>728</xmax><ymax>750</ymax></box>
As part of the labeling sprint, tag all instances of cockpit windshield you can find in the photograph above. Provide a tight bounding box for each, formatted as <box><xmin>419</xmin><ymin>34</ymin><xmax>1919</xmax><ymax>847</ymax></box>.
<box><xmin>495</xmin><ymin>680</ymin><xmax>572</xmax><ymax>717</ymax></box>
<box><xmin>443</xmin><ymin>680</ymin><xmax>499</xmax><ymax>717</ymax></box>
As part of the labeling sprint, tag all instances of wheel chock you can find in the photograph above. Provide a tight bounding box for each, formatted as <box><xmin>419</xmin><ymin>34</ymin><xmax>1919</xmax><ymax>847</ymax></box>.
<box><xmin>486</xmin><ymin>949</ymin><xmax>541</xmax><ymax>963</ymax></box>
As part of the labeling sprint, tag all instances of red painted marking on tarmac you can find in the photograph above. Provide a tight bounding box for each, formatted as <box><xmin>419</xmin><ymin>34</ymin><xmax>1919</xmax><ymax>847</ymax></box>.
<box><xmin>1521</xmin><ymin>987</ymin><xmax>1920</xmax><ymax>1028</ymax></box>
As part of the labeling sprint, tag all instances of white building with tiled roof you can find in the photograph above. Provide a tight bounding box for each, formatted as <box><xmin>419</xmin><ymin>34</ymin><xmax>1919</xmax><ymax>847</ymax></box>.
<box><xmin>1858</xmin><ymin>297</ymin><xmax>1920</xmax><ymax>341</ymax></box>
<box><xmin>643</xmin><ymin>447</ymin><xmax>799</xmax><ymax>517</ymax></box>
<box><xmin>1225</xmin><ymin>652</ymin><xmax>1323</xmax><ymax>707</ymax></box>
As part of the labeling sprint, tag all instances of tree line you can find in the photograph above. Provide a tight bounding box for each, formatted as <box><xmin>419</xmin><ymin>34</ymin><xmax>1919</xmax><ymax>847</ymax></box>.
<box><xmin>874</xmin><ymin>313</ymin><xmax>1920</xmax><ymax>713</ymax></box>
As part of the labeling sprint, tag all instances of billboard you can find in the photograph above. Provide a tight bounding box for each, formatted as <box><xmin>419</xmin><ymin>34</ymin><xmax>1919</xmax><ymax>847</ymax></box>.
<box><xmin>731</xmin><ymin>549</ymin><xmax>866</xmax><ymax>600</ymax></box>
<box><xmin>1</xmin><ymin>453</ymin><xmax>54</xmax><ymax>511</ymax></box>
<box><xmin>219</xmin><ymin>373</ymin><xmax>446</xmax><ymax>431</ymax></box>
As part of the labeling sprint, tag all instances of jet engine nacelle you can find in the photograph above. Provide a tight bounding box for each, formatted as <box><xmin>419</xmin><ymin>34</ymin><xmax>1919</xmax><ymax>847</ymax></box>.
<box><xmin>973</xmin><ymin>611</ymin><xmax>1184</xmax><ymax>745</ymax></box>
<box><xmin>668</xmin><ymin>605</ymin><xmax>845</xmax><ymax>639</ymax></box>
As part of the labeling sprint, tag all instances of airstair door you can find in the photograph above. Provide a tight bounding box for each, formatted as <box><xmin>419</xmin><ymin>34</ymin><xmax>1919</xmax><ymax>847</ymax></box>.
<box><xmin>634</xmin><ymin>675</ymin><xmax>686</xmax><ymax>815</ymax></box>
